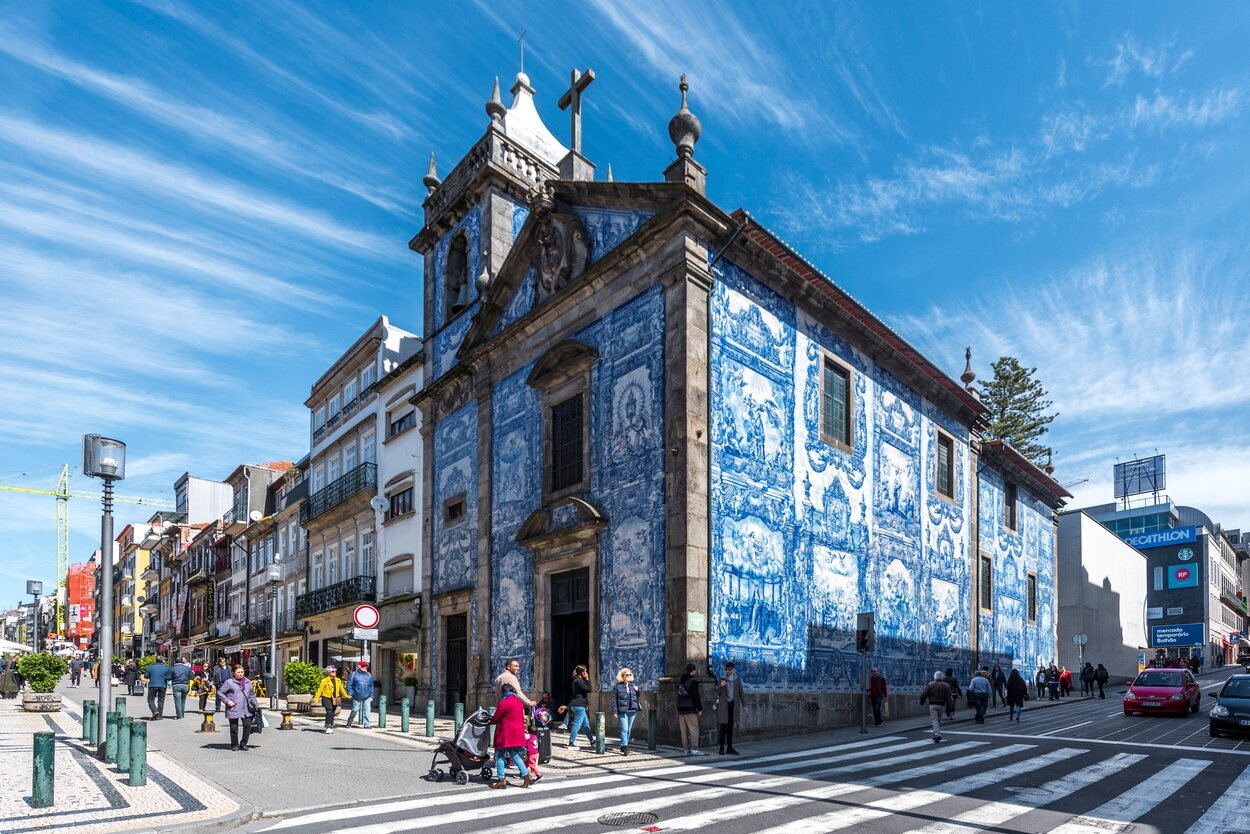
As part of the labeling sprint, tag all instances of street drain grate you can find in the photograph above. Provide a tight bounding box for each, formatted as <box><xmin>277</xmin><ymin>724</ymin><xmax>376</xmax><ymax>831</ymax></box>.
<box><xmin>598</xmin><ymin>811</ymin><xmax>660</xmax><ymax>827</ymax></box>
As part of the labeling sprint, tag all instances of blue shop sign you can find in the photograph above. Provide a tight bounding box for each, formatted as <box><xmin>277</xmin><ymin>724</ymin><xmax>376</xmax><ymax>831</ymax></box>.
<box><xmin>1122</xmin><ymin>526</ymin><xmax>1197</xmax><ymax>550</ymax></box>
<box><xmin>1151</xmin><ymin>622</ymin><xmax>1204</xmax><ymax>647</ymax></box>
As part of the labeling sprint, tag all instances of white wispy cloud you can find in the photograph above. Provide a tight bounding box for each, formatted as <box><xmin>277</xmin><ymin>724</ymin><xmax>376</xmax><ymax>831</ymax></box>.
<box><xmin>1132</xmin><ymin>88</ymin><xmax>1242</xmax><ymax>130</ymax></box>
<box><xmin>1104</xmin><ymin>34</ymin><xmax>1191</xmax><ymax>87</ymax></box>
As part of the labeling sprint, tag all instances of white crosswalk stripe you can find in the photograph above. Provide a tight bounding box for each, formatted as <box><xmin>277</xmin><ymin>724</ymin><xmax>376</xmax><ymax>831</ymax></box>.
<box><xmin>1185</xmin><ymin>763</ymin><xmax>1250</xmax><ymax>834</ymax></box>
<box><xmin>1047</xmin><ymin>757</ymin><xmax>1212</xmax><ymax>834</ymax></box>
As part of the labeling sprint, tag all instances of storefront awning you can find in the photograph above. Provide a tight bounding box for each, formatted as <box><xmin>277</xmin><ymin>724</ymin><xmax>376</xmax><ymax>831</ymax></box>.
<box><xmin>378</xmin><ymin>625</ymin><xmax>421</xmax><ymax>644</ymax></box>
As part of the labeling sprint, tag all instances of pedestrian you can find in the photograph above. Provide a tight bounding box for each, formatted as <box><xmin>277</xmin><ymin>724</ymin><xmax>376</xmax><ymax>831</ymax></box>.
<box><xmin>192</xmin><ymin>669</ymin><xmax>213</xmax><ymax>714</ymax></box>
<box><xmin>943</xmin><ymin>668</ymin><xmax>962</xmax><ymax>718</ymax></box>
<box><xmin>920</xmin><ymin>671</ymin><xmax>954</xmax><ymax>743</ymax></box>
<box><xmin>716</xmin><ymin>661</ymin><xmax>745</xmax><ymax>755</ymax></box>
<box><xmin>968</xmin><ymin>667</ymin><xmax>992</xmax><ymax>723</ymax></box>
<box><xmin>1005</xmin><ymin>668</ymin><xmax>1027</xmax><ymax>722</ymax></box>
<box><xmin>314</xmin><ymin>665</ymin><xmax>348</xmax><ymax>734</ymax></box>
<box><xmin>566</xmin><ymin>664</ymin><xmax>595</xmax><ymax>749</ymax></box>
<box><xmin>1189</xmin><ymin>655</ymin><xmax>1200</xmax><ymax>675</ymax></box>
<box><xmin>144</xmin><ymin>656</ymin><xmax>171</xmax><ymax>719</ymax></box>
<box><xmin>123</xmin><ymin>659</ymin><xmax>140</xmax><ymax>696</ymax></box>
<box><xmin>0</xmin><ymin>660</ymin><xmax>18</xmax><ymax>699</ymax></box>
<box><xmin>1094</xmin><ymin>663</ymin><xmax>1109</xmax><ymax>699</ymax></box>
<box><xmin>69</xmin><ymin>655</ymin><xmax>83</xmax><ymax>688</ymax></box>
<box><xmin>169</xmin><ymin>656</ymin><xmax>193</xmax><ymax>720</ymax></box>
<box><xmin>217</xmin><ymin>664</ymin><xmax>260</xmax><ymax>752</ymax></box>
<box><xmin>522</xmin><ymin>724</ymin><xmax>543</xmax><ymax>783</ymax></box>
<box><xmin>1035</xmin><ymin>666</ymin><xmax>1047</xmax><ymax>700</ymax></box>
<box><xmin>346</xmin><ymin>660</ymin><xmax>375</xmax><ymax>729</ymax></box>
<box><xmin>1046</xmin><ymin>664</ymin><xmax>1060</xmax><ymax>701</ymax></box>
<box><xmin>677</xmin><ymin>662</ymin><xmax>704</xmax><ymax>755</ymax></box>
<box><xmin>488</xmin><ymin>684</ymin><xmax>533</xmax><ymax>789</ymax></box>
<box><xmin>1059</xmin><ymin>666</ymin><xmax>1072</xmax><ymax>697</ymax></box>
<box><xmin>991</xmin><ymin>664</ymin><xmax>1006</xmax><ymax>707</ymax></box>
<box><xmin>493</xmin><ymin>658</ymin><xmax>535</xmax><ymax>708</ymax></box>
<box><xmin>211</xmin><ymin>657</ymin><xmax>232</xmax><ymax>713</ymax></box>
<box><xmin>611</xmin><ymin>667</ymin><xmax>641</xmax><ymax>756</ymax></box>
<box><xmin>868</xmin><ymin>667</ymin><xmax>888</xmax><ymax>726</ymax></box>
<box><xmin>1080</xmin><ymin>662</ymin><xmax>1095</xmax><ymax>696</ymax></box>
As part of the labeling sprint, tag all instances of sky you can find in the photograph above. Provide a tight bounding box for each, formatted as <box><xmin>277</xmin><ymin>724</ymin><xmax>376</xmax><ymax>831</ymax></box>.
<box><xmin>1</xmin><ymin>2</ymin><xmax>1248</xmax><ymax>608</ymax></box>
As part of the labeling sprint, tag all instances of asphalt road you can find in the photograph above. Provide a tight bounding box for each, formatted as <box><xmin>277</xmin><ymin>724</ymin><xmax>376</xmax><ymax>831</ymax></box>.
<box><xmin>244</xmin><ymin>669</ymin><xmax>1250</xmax><ymax>834</ymax></box>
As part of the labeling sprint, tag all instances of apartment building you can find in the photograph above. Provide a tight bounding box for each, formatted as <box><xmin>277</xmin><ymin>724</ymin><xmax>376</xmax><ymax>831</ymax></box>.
<box><xmin>300</xmin><ymin>316</ymin><xmax>420</xmax><ymax>671</ymax></box>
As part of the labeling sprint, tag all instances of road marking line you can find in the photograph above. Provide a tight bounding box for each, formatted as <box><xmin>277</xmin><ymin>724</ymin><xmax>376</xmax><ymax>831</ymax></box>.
<box><xmin>946</xmin><ymin>729</ymin><xmax>1250</xmax><ymax>757</ymax></box>
<box><xmin>1047</xmin><ymin>757</ymin><xmax>1212</xmax><ymax>834</ymax></box>
<box><xmin>1185</xmin><ymin>762</ymin><xmax>1250</xmax><ymax>833</ymax></box>
<box><xmin>1041</xmin><ymin>720</ymin><xmax>1093</xmax><ymax>736</ymax></box>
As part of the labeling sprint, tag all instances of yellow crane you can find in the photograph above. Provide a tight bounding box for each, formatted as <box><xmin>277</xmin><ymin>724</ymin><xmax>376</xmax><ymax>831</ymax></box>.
<box><xmin>0</xmin><ymin>464</ymin><xmax>175</xmax><ymax>635</ymax></box>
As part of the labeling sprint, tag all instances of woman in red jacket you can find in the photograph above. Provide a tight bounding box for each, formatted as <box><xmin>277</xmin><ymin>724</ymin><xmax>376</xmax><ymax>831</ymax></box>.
<box><xmin>489</xmin><ymin>685</ymin><xmax>533</xmax><ymax>789</ymax></box>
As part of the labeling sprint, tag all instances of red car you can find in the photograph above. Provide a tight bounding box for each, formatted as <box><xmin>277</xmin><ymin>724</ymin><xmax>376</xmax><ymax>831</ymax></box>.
<box><xmin>1124</xmin><ymin>668</ymin><xmax>1201</xmax><ymax>716</ymax></box>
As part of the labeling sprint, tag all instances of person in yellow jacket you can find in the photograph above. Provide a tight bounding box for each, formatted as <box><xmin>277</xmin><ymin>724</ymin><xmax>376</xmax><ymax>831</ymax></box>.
<box><xmin>314</xmin><ymin>665</ymin><xmax>348</xmax><ymax>734</ymax></box>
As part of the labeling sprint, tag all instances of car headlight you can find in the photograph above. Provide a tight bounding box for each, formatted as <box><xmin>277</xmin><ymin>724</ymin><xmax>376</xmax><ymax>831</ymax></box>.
<box><xmin>1211</xmin><ymin>705</ymin><xmax>1230</xmax><ymax>718</ymax></box>
<box><xmin>1169</xmin><ymin>692</ymin><xmax>1186</xmax><ymax>701</ymax></box>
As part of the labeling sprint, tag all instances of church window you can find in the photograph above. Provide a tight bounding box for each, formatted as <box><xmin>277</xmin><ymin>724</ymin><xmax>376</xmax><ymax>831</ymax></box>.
<box><xmin>550</xmin><ymin>394</ymin><xmax>585</xmax><ymax>493</ymax></box>
<box><xmin>1004</xmin><ymin>482</ymin><xmax>1018</xmax><ymax>531</ymax></box>
<box><xmin>444</xmin><ymin>494</ymin><xmax>466</xmax><ymax>527</ymax></box>
<box><xmin>936</xmin><ymin>432</ymin><xmax>955</xmax><ymax>500</ymax></box>
<box><xmin>1027</xmin><ymin>572</ymin><xmax>1037</xmax><ymax>622</ymax></box>
<box><xmin>979</xmin><ymin>554</ymin><xmax>993</xmax><ymax>611</ymax></box>
<box><xmin>444</xmin><ymin>232</ymin><xmax>470</xmax><ymax>321</ymax></box>
<box><xmin>820</xmin><ymin>354</ymin><xmax>853</xmax><ymax>451</ymax></box>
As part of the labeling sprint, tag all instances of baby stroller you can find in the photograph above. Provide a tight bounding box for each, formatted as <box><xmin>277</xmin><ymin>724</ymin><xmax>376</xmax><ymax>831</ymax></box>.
<box><xmin>429</xmin><ymin>708</ymin><xmax>491</xmax><ymax>785</ymax></box>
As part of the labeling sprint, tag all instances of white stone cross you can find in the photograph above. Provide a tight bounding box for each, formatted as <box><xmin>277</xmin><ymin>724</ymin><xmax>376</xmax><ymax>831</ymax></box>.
<box><xmin>558</xmin><ymin>67</ymin><xmax>595</xmax><ymax>155</ymax></box>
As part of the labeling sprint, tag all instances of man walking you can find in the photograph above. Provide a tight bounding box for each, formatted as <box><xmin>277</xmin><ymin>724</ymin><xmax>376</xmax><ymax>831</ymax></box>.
<box><xmin>991</xmin><ymin>664</ymin><xmax>1006</xmax><ymax>707</ymax></box>
<box><xmin>169</xmin><ymin>656</ymin><xmax>193</xmax><ymax>719</ymax></box>
<box><xmin>69</xmin><ymin>655</ymin><xmax>83</xmax><ymax>688</ymax></box>
<box><xmin>968</xmin><ymin>667</ymin><xmax>991</xmax><ymax>724</ymax></box>
<box><xmin>716</xmin><ymin>661</ymin><xmax>745</xmax><ymax>755</ymax></box>
<box><xmin>676</xmin><ymin>662</ymin><xmax>704</xmax><ymax>755</ymax></box>
<box><xmin>1080</xmin><ymin>662</ymin><xmax>1095</xmax><ymax>696</ymax></box>
<box><xmin>493</xmin><ymin>658</ymin><xmax>535</xmax><ymax>708</ymax></box>
<box><xmin>144</xmin><ymin>657</ymin><xmax>171</xmax><ymax>719</ymax></box>
<box><xmin>211</xmin><ymin>657</ymin><xmax>232</xmax><ymax>713</ymax></box>
<box><xmin>920</xmin><ymin>671</ymin><xmax>954</xmax><ymax>743</ymax></box>
<box><xmin>868</xmin><ymin>667</ymin><xmax>888</xmax><ymax>726</ymax></box>
<box><xmin>1094</xmin><ymin>663</ymin><xmax>1109</xmax><ymax>699</ymax></box>
<box><xmin>346</xmin><ymin>660</ymin><xmax>375</xmax><ymax>728</ymax></box>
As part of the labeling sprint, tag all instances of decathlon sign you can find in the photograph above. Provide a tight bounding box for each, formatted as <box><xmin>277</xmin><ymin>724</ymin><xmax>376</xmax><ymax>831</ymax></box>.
<box><xmin>1121</xmin><ymin>525</ymin><xmax>1197</xmax><ymax>550</ymax></box>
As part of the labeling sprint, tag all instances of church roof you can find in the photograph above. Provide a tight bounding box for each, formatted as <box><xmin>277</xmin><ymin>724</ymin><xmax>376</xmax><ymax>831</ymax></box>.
<box><xmin>981</xmin><ymin>439</ymin><xmax>1073</xmax><ymax>507</ymax></box>
<box><xmin>501</xmin><ymin>73</ymin><xmax>568</xmax><ymax>168</ymax></box>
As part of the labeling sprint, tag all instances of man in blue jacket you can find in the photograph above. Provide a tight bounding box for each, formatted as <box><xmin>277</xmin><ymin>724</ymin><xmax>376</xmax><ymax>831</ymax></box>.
<box><xmin>346</xmin><ymin>660</ymin><xmax>375</xmax><ymax>729</ymax></box>
<box><xmin>144</xmin><ymin>658</ymin><xmax>171</xmax><ymax>719</ymax></box>
<box><xmin>168</xmin><ymin>656</ymin><xmax>194</xmax><ymax>719</ymax></box>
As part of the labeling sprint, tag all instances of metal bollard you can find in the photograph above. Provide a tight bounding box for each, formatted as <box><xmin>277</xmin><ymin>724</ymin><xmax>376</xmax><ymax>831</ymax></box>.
<box><xmin>103</xmin><ymin>711</ymin><xmax>118</xmax><ymax>763</ymax></box>
<box><xmin>426</xmin><ymin>700</ymin><xmax>435</xmax><ymax>737</ymax></box>
<box><xmin>647</xmin><ymin>708</ymin><xmax>657</xmax><ymax>751</ymax></box>
<box><xmin>32</xmin><ymin>731</ymin><xmax>54</xmax><ymax>808</ymax></box>
<box><xmin>454</xmin><ymin>702</ymin><xmax>464</xmax><ymax>734</ymax></box>
<box><xmin>117</xmin><ymin>716</ymin><xmax>132</xmax><ymax>772</ymax></box>
<box><xmin>401</xmin><ymin>697</ymin><xmax>410</xmax><ymax>733</ymax></box>
<box><xmin>128</xmin><ymin>722</ymin><xmax>147</xmax><ymax>786</ymax></box>
<box><xmin>86</xmin><ymin>701</ymin><xmax>98</xmax><ymax>747</ymax></box>
<box><xmin>197</xmin><ymin>712</ymin><xmax>216</xmax><ymax>733</ymax></box>
<box><xmin>487</xmin><ymin>707</ymin><xmax>495</xmax><ymax>747</ymax></box>
<box><xmin>115</xmin><ymin>695</ymin><xmax>127</xmax><ymax>717</ymax></box>
<box><xmin>378</xmin><ymin>695</ymin><xmax>387</xmax><ymax>729</ymax></box>
<box><xmin>279</xmin><ymin>711</ymin><xmax>294</xmax><ymax>730</ymax></box>
<box><xmin>82</xmin><ymin>699</ymin><xmax>95</xmax><ymax>741</ymax></box>
<box><xmin>596</xmin><ymin>712</ymin><xmax>606</xmax><ymax>754</ymax></box>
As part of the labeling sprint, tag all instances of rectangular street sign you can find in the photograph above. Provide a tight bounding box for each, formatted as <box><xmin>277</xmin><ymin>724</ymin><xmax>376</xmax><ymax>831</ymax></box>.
<box><xmin>1151</xmin><ymin>622</ymin><xmax>1203</xmax><ymax>647</ymax></box>
<box><xmin>352</xmin><ymin>627</ymin><xmax>378</xmax><ymax>641</ymax></box>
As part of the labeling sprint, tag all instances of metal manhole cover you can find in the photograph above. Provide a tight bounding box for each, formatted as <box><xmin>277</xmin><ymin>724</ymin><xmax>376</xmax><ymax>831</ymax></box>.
<box><xmin>598</xmin><ymin>811</ymin><xmax>660</xmax><ymax>827</ymax></box>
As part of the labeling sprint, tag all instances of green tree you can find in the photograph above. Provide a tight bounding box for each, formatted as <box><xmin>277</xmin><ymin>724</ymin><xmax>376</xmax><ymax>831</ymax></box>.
<box><xmin>981</xmin><ymin>356</ymin><xmax>1057</xmax><ymax>467</ymax></box>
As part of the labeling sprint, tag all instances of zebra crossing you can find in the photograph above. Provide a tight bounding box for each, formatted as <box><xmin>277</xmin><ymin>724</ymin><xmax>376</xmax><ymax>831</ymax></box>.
<box><xmin>253</xmin><ymin>733</ymin><xmax>1250</xmax><ymax>834</ymax></box>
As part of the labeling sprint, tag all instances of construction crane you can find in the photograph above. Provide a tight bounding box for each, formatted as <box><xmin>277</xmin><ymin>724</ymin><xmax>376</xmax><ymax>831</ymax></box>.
<box><xmin>0</xmin><ymin>464</ymin><xmax>175</xmax><ymax>636</ymax></box>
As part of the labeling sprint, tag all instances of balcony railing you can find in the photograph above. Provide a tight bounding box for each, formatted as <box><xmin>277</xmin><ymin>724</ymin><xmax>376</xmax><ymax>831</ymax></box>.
<box><xmin>240</xmin><ymin>618</ymin><xmax>270</xmax><ymax>641</ymax></box>
<box><xmin>295</xmin><ymin>574</ymin><xmax>375</xmax><ymax>618</ymax></box>
<box><xmin>300</xmin><ymin>462</ymin><xmax>376</xmax><ymax>525</ymax></box>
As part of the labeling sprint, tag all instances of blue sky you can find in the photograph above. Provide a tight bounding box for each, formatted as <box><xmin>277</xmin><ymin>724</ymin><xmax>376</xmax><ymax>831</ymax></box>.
<box><xmin>2</xmin><ymin>2</ymin><xmax>1248</xmax><ymax>608</ymax></box>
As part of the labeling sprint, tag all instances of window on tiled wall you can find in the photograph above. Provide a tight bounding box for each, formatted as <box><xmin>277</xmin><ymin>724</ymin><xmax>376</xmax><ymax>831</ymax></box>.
<box><xmin>1004</xmin><ymin>483</ymin><xmax>1018</xmax><ymax>531</ymax></box>
<box><xmin>1027</xmin><ymin>572</ymin><xmax>1037</xmax><ymax>622</ymax></box>
<box><xmin>820</xmin><ymin>355</ymin><xmax>853</xmax><ymax>451</ymax></box>
<box><xmin>979</xmin><ymin>554</ymin><xmax>993</xmax><ymax>610</ymax></box>
<box><xmin>550</xmin><ymin>394</ymin><xmax>585</xmax><ymax>492</ymax></box>
<box><xmin>936</xmin><ymin>432</ymin><xmax>955</xmax><ymax>500</ymax></box>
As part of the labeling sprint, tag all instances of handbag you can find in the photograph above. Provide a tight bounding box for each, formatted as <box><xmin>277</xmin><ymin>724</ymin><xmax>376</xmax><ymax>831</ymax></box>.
<box><xmin>250</xmin><ymin>707</ymin><xmax>265</xmax><ymax>733</ymax></box>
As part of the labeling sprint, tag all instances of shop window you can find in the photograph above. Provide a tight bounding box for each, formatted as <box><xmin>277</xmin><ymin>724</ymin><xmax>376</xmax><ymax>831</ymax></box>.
<box><xmin>1004</xmin><ymin>483</ymin><xmax>1018</xmax><ymax>531</ymax></box>
<box><xmin>444</xmin><ymin>493</ymin><xmax>466</xmax><ymax>528</ymax></box>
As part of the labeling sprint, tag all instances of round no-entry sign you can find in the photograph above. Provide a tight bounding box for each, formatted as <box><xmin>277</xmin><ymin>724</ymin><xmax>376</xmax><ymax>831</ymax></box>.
<box><xmin>353</xmin><ymin>604</ymin><xmax>380</xmax><ymax>629</ymax></box>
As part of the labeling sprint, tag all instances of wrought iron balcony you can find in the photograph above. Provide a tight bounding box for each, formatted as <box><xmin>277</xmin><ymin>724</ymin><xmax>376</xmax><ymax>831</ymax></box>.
<box><xmin>240</xmin><ymin>618</ymin><xmax>270</xmax><ymax>641</ymax></box>
<box><xmin>300</xmin><ymin>462</ymin><xmax>376</xmax><ymax>525</ymax></box>
<box><xmin>295</xmin><ymin>574</ymin><xmax>375</xmax><ymax>618</ymax></box>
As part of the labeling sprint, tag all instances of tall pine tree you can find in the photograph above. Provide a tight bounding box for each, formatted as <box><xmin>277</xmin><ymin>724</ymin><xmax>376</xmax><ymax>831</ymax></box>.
<box><xmin>981</xmin><ymin>356</ymin><xmax>1057</xmax><ymax>467</ymax></box>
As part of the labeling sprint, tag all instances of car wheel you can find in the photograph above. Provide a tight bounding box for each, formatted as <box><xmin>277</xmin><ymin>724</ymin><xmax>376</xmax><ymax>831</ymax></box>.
<box><xmin>1190</xmin><ymin>700</ymin><xmax>1199</xmax><ymax>714</ymax></box>
<box><xmin>1210</xmin><ymin>728</ymin><xmax>1221</xmax><ymax>738</ymax></box>
<box><xmin>1124</xmin><ymin>710</ymin><xmax>1132</xmax><ymax>716</ymax></box>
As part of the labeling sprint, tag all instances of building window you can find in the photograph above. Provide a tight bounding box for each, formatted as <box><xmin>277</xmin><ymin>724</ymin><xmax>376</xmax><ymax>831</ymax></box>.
<box><xmin>344</xmin><ymin>379</ymin><xmax>356</xmax><ymax>405</ymax></box>
<box><xmin>342</xmin><ymin>537</ymin><xmax>356</xmax><ymax>579</ymax></box>
<box><xmin>383</xmin><ymin>556</ymin><xmax>413</xmax><ymax>597</ymax></box>
<box><xmin>444</xmin><ymin>232</ymin><xmax>470</xmax><ymax>321</ymax></box>
<box><xmin>1027</xmin><ymin>572</ymin><xmax>1037</xmax><ymax>623</ymax></box>
<box><xmin>387</xmin><ymin>487</ymin><xmax>414</xmax><ymax>521</ymax></box>
<box><xmin>361</xmin><ymin>431</ymin><xmax>376</xmax><ymax>464</ymax></box>
<box><xmin>278</xmin><ymin>528</ymin><xmax>287</xmax><ymax>561</ymax></box>
<box><xmin>327</xmin><ymin>544</ymin><xmax>338</xmax><ymax>586</ymax></box>
<box><xmin>1004</xmin><ymin>483</ymin><xmax>1018</xmax><ymax>531</ymax></box>
<box><xmin>550</xmin><ymin>394</ymin><xmax>584</xmax><ymax>493</ymax></box>
<box><xmin>313</xmin><ymin>407</ymin><xmax>325</xmax><ymax>431</ymax></box>
<box><xmin>1153</xmin><ymin>566</ymin><xmax>1164</xmax><ymax>591</ymax></box>
<box><xmin>344</xmin><ymin>442</ymin><xmax>358</xmax><ymax>473</ymax></box>
<box><xmin>936</xmin><ymin>432</ymin><xmax>955</xmax><ymax>500</ymax></box>
<box><xmin>979</xmin><ymin>554</ymin><xmax>993</xmax><ymax>611</ymax></box>
<box><xmin>389</xmin><ymin>410</ymin><xmax>417</xmax><ymax>437</ymax></box>
<box><xmin>444</xmin><ymin>494</ymin><xmax>466</xmax><ymax>527</ymax></box>
<box><xmin>820</xmin><ymin>356</ymin><xmax>853</xmax><ymax>450</ymax></box>
<box><xmin>327</xmin><ymin>454</ymin><xmax>341</xmax><ymax>484</ymax></box>
<box><xmin>328</xmin><ymin>393</ymin><xmax>340</xmax><ymax>418</ymax></box>
<box><xmin>311</xmin><ymin>551</ymin><xmax>323</xmax><ymax>590</ymax></box>
<box><xmin>361</xmin><ymin>363</ymin><xmax>376</xmax><ymax>390</ymax></box>
<box><xmin>361</xmin><ymin>531</ymin><xmax>374</xmax><ymax>578</ymax></box>
<box><xmin>312</xmin><ymin>465</ymin><xmax>325</xmax><ymax>493</ymax></box>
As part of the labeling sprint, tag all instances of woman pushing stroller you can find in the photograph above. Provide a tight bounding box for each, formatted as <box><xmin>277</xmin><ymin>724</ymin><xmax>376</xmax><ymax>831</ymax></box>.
<box><xmin>489</xmin><ymin>684</ymin><xmax>533</xmax><ymax>789</ymax></box>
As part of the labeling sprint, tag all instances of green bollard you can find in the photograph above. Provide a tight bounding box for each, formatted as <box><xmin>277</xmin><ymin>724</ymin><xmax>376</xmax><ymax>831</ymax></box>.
<box><xmin>117</xmin><ymin>717</ymin><xmax>132</xmax><ymax>773</ymax></box>
<box><xmin>454</xmin><ymin>702</ymin><xmax>464</xmax><ymax>734</ymax></box>
<box><xmin>87</xmin><ymin>702</ymin><xmax>98</xmax><ymax>747</ymax></box>
<box><xmin>401</xmin><ymin>697</ymin><xmax>410</xmax><ymax>733</ymax></box>
<box><xmin>128</xmin><ymin>722</ymin><xmax>147</xmax><ymax>787</ymax></box>
<box><xmin>425</xmin><ymin>700</ymin><xmax>435</xmax><ymax>737</ymax></box>
<box><xmin>82</xmin><ymin>700</ymin><xmax>95</xmax><ymax>741</ymax></box>
<box><xmin>378</xmin><ymin>695</ymin><xmax>387</xmax><ymax>729</ymax></box>
<box><xmin>115</xmin><ymin>696</ymin><xmax>127</xmax><ymax>718</ymax></box>
<box><xmin>596</xmin><ymin>712</ymin><xmax>606</xmax><ymax>754</ymax></box>
<box><xmin>647</xmin><ymin>708</ymin><xmax>657</xmax><ymax>752</ymax></box>
<box><xmin>487</xmin><ymin>707</ymin><xmax>495</xmax><ymax>747</ymax></box>
<box><xmin>103</xmin><ymin>711</ymin><xmax>118</xmax><ymax>763</ymax></box>
<box><xmin>32</xmin><ymin>731</ymin><xmax>54</xmax><ymax>809</ymax></box>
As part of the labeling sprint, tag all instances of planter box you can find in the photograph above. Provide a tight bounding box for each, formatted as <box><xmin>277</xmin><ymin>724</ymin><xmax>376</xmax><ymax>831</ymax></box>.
<box><xmin>22</xmin><ymin>692</ymin><xmax>62</xmax><ymax>712</ymax></box>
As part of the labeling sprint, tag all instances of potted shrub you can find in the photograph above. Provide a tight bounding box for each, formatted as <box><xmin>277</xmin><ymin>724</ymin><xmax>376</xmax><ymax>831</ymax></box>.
<box><xmin>404</xmin><ymin>676</ymin><xmax>418</xmax><ymax>705</ymax></box>
<box><xmin>17</xmin><ymin>652</ymin><xmax>69</xmax><ymax>712</ymax></box>
<box><xmin>284</xmin><ymin>661</ymin><xmax>324</xmax><ymax>713</ymax></box>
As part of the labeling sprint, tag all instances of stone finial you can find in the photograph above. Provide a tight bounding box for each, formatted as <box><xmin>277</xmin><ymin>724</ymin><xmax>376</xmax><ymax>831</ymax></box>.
<box><xmin>606</xmin><ymin>163</ymin><xmax>614</xmax><ymax>182</ymax></box>
<box><xmin>486</xmin><ymin>76</ymin><xmax>506</xmax><ymax>123</ymax></box>
<box><xmin>476</xmin><ymin>262</ymin><xmax>491</xmax><ymax>293</ymax></box>
<box><xmin>960</xmin><ymin>346</ymin><xmax>976</xmax><ymax>388</ymax></box>
<box><xmin>668</xmin><ymin>74</ymin><xmax>702</xmax><ymax>160</ymax></box>
<box><xmin>422</xmin><ymin>153</ymin><xmax>441</xmax><ymax>193</ymax></box>
<box><xmin>1045</xmin><ymin>449</ymin><xmax>1055</xmax><ymax>476</ymax></box>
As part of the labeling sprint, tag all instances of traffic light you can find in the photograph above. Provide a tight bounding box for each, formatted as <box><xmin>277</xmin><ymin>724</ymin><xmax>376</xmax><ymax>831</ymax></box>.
<box><xmin>856</xmin><ymin>612</ymin><xmax>875</xmax><ymax>653</ymax></box>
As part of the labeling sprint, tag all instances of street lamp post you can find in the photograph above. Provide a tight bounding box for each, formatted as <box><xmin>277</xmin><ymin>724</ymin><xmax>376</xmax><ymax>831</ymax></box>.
<box><xmin>84</xmin><ymin>434</ymin><xmax>125</xmax><ymax>759</ymax></box>
<box><xmin>26</xmin><ymin>580</ymin><xmax>43</xmax><ymax>654</ymax></box>
<box><xmin>267</xmin><ymin>563</ymin><xmax>281</xmax><ymax>711</ymax></box>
